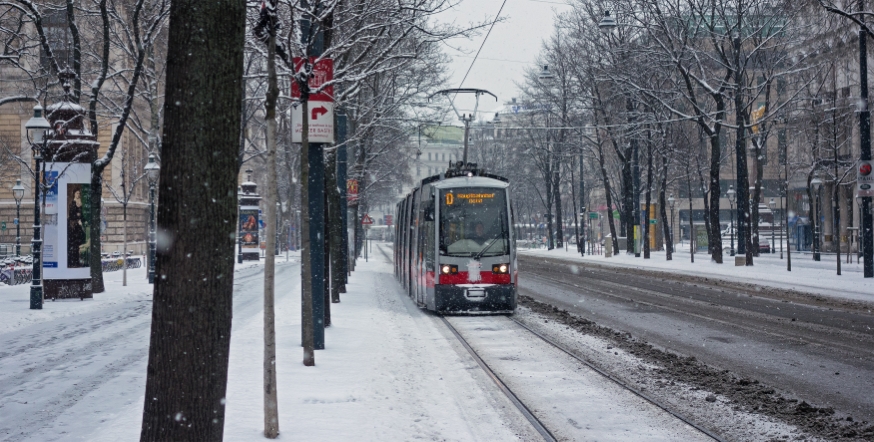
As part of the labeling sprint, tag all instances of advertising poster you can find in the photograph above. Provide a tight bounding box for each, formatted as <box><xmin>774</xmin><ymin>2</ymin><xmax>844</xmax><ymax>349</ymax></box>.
<box><xmin>240</xmin><ymin>208</ymin><xmax>260</xmax><ymax>253</ymax></box>
<box><xmin>67</xmin><ymin>183</ymin><xmax>91</xmax><ymax>268</ymax></box>
<box><xmin>43</xmin><ymin>170</ymin><xmax>59</xmax><ymax>268</ymax></box>
<box><xmin>43</xmin><ymin>163</ymin><xmax>92</xmax><ymax>280</ymax></box>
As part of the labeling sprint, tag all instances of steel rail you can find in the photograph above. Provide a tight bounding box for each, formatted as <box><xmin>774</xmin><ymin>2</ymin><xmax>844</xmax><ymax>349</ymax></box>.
<box><xmin>509</xmin><ymin>317</ymin><xmax>725</xmax><ymax>442</ymax></box>
<box><xmin>440</xmin><ymin>316</ymin><xmax>558</xmax><ymax>442</ymax></box>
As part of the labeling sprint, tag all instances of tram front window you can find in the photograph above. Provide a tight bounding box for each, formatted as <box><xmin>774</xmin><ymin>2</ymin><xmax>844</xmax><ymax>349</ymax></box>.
<box><xmin>440</xmin><ymin>188</ymin><xmax>508</xmax><ymax>257</ymax></box>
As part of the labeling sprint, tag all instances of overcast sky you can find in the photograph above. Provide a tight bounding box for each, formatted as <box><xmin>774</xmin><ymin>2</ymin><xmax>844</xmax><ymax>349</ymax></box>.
<box><xmin>433</xmin><ymin>0</ymin><xmax>572</xmax><ymax>122</ymax></box>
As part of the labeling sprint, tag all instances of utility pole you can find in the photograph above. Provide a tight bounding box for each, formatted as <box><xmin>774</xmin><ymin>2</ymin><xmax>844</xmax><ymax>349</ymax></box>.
<box><xmin>859</xmin><ymin>0</ymin><xmax>874</xmax><ymax>277</ymax></box>
<box><xmin>297</xmin><ymin>0</ymin><xmax>328</xmax><ymax>353</ymax></box>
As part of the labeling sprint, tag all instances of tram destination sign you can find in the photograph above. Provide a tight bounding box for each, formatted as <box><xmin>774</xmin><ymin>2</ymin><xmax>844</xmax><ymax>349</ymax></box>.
<box><xmin>444</xmin><ymin>192</ymin><xmax>496</xmax><ymax>206</ymax></box>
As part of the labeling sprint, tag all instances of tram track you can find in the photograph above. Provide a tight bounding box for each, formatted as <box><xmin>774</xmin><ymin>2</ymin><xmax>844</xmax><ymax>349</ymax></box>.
<box><xmin>516</xmin><ymin>254</ymin><xmax>874</xmax><ymax>439</ymax></box>
<box><xmin>441</xmin><ymin>316</ymin><xmax>558</xmax><ymax>442</ymax></box>
<box><xmin>440</xmin><ymin>314</ymin><xmax>721</xmax><ymax>442</ymax></box>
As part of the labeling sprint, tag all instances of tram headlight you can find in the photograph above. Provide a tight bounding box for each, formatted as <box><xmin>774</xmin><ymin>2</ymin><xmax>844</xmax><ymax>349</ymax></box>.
<box><xmin>441</xmin><ymin>264</ymin><xmax>458</xmax><ymax>274</ymax></box>
<box><xmin>492</xmin><ymin>263</ymin><xmax>510</xmax><ymax>274</ymax></box>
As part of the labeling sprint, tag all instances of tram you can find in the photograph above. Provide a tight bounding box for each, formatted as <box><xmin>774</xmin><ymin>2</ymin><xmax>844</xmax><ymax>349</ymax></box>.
<box><xmin>394</xmin><ymin>162</ymin><xmax>517</xmax><ymax>314</ymax></box>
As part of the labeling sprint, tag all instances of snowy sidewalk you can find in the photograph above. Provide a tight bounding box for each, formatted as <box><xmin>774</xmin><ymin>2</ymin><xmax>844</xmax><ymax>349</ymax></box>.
<box><xmin>520</xmin><ymin>246</ymin><xmax>874</xmax><ymax>303</ymax></box>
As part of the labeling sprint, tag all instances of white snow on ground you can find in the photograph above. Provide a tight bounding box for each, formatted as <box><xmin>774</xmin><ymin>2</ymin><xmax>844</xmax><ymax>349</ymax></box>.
<box><xmin>221</xmin><ymin>252</ymin><xmax>536</xmax><ymax>441</ymax></box>
<box><xmin>521</xmin><ymin>245</ymin><xmax>874</xmax><ymax>302</ymax></box>
<box><xmin>446</xmin><ymin>315</ymin><xmax>709</xmax><ymax>441</ymax></box>
<box><xmin>1</xmin><ymin>246</ymin><xmax>792</xmax><ymax>441</ymax></box>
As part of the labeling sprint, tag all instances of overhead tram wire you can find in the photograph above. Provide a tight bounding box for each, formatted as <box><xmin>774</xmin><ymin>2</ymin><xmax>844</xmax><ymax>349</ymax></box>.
<box><xmin>451</xmin><ymin>0</ymin><xmax>509</xmax><ymax>109</ymax></box>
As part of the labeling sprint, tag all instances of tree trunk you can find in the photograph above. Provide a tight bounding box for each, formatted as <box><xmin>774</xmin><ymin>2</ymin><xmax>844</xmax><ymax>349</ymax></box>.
<box><xmin>660</xmin><ymin>150</ymin><xmax>672</xmax><ymax>260</ymax></box>
<box><xmin>139</xmin><ymin>1</ymin><xmax>245</xmax><ymax>439</ymax></box>
<box><xmin>545</xmin><ymin>160</ymin><xmax>555</xmax><ymax>250</ymax></box>
<box><xmin>122</xmin><ymin>202</ymin><xmax>127</xmax><ymax>286</ymax></box>
<box><xmin>644</xmin><ymin>137</ymin><xmax>653</xmax><ymax>259</ymax></box>
<box><xmin>622</xmin><ymin>151</ymin><xmax>633</xmax><ymax>253</ymax></box>
<box><xmin>598</xmin><ymin>142</ymin><xmax>619</xmax><ymax>253</ymax></box>
<box><xmin>263</xmin><ymin>17</ymin><xmax>280</xmax><ymax>438</ymax></box>
<box><xmin>90</xmin><ymin>171</ymin><xmax>105</xmax><ymax>293</ymax></box>
<box><xmin>708</xmin><ymin>133</ymin><xmax>723</xmax><ymax>263</ymax></box>
<box><xmin>327</xmin><ymin>149</ymin><xmax>342</xmax><ymax>303</ymax></box>
<box><xmin>553</xmin><ymin>166</ymin><xmax>564</xmax><ymax>248</ymax></box>
<box><xmin>300</xmin><ymin>97</ymin><xmax>315</xmax><ymax>365</ymax></box>
<box><xmin>752</xmin><ymin>138</ymin><xmax>764</xmax><ymax>258</ymax></box>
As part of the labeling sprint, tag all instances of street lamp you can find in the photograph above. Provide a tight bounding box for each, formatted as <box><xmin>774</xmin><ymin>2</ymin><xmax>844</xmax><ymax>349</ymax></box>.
<box><xmin>25</xmin><ymin>104</ymin><xmax>50</xmax><ymax>310</ymax></box>
<box><xmin>668</xmin><ymin>193</ymin><xmax>676</xmax><ymax>251</ymax></box>
<box><xmin>727</xmin><ymin>185</ymin><xmax>736</xmax><ymax>256</ymax></box>
<box><xmin>811</xmin><ymin>174</ymin><xmax>823</xmax><ymax>261</ymax></box>
<box><xmin>12</xmin><ymin>179</ymin><xmax>24</xmax><ymax>257</ymax></box>
<box><xmin>599</xmin><ymin>10</ymin><xmax>617</xmax><ymax>33</ymax></box>
<box><xmin>769</xmin><ymin>198</ymin><xmax>776</xmax><ymax>254</ymax></box>
<box><xmin>539</xmin><ymin>65</ymin><xmax>557</xmax><ymax>249</ymax></box>
<box><xmin>144</xmin><ymin>154</ymin><xmax>160</xmax><ymax>284</ymax></box>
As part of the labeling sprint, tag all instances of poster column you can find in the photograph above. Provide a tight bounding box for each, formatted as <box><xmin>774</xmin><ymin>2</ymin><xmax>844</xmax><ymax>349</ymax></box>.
<box><xmin>239</xmin><ymin>177</ymin><xmax>262</xmax><ymax>261</ymax></box>
<box><xmin>43</xmin><ymin>84</ymin><xmax>98</xmax><ymax>300</ymax></box>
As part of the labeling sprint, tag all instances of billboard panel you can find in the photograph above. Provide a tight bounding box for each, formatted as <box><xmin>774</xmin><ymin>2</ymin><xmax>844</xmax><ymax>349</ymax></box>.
<box><xmin>43</xmin><ymin>163</ymin><xmax>92</xmax><ymax>280</ymax></box>
<box><xmin>240</xmin><ymin>208</ymin><xmax>260</xmax><ymax>254</ymax></box>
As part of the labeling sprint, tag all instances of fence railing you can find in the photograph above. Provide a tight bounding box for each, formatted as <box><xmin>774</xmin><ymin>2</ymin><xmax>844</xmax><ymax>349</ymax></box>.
<box><xmin>0</xmin><ymin>257</ymin><xmax>142</xmax><ymax>286</ymax></box>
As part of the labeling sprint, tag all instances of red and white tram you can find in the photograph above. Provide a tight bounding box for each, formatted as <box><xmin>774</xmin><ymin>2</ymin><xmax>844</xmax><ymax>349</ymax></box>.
<box><xmin>394</xmin><ymin>163</ymin><xmax>517</xmax><ymax>314</ymax></box>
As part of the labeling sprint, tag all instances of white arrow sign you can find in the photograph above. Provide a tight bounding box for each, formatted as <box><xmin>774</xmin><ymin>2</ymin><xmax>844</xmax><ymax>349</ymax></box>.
<box><xmin>292</xmin><ymin>101</ymin><xmax>334</xmax><ymax>143</ymax></box>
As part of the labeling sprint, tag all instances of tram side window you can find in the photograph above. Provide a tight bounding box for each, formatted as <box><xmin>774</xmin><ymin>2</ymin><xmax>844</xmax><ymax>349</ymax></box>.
<box><xmin>421</xmin><ymin>199</ymin><xmax>435</xmax><ymax>270</ymax></box>
<box><xmin>440</xmin><ymin>188</ymin><xmax>508</xmax><ymax>257</ymax></box>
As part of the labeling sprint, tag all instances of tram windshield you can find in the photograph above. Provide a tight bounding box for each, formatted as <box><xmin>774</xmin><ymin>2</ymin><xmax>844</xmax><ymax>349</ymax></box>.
<box><xmin>440</xmin><ymin>187</ymin><xmax>509</xmax><ymax>257</ymax></box>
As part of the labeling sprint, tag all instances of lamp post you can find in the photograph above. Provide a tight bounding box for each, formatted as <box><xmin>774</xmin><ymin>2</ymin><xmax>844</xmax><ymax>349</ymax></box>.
<box><xmin>668</xmin><ymin>194</ymin><xmax>676</xmax><ymax>252</ymax></box>
<box><xmin>769</xmin><ymin>198</ymin><xmax>777</xmax><ymax>254</ymax></box>
<box><xmin>811</xmin><ymin>175</ymin><xmax>823</xmax><ymax>261</ymax></box>
<box><xmin>539</xmin><ymin>65</ymin><xmax>557</xmax><ymax>250</ymax></box>
<box><xmin>12</xmin><ymin>179</ymin><xmax>24</xmax><ymax>257</ymax></box>
<box><xmin>857</xmin><ymin>194</ymin><xmax>864</xmax><ymax>259</ymax></box>
<box><xmin>25</xmin><ymin>105</ymin><xmax>50</xmax><ymax>310</ymax></box>
<box><xmin>144</xmin><ymin>154</ymin><xmax>160</xmax><ymax>284</ymax></box>
<box><xmin>727</xmin><ymin>185</ymin><xmax>736</xmax><ymax>256</ymax></box>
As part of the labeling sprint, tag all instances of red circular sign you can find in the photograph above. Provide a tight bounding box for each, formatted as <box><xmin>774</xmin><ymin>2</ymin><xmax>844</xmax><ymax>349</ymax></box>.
<box><xmin>861</xmin><ymin>163</ymin><xmax>873</xmax><ymax>176</ymax></box>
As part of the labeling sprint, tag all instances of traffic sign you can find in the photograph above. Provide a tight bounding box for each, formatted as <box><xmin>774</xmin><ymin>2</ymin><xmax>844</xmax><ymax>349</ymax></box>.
<box><xmin>588</xmin><ymin>212</ymin><xmax>598</xmax><ymax>220</ymax></box>
<box><xmin>649</xmin><ymin>219</ymin><xmax>658</xmax><ymax>224</ymax></box>
<box><xmin>384</xmin><ymin>214</ymin><xmax>393</xmax><ymax>226</ymax></box>
<box><xmin>1</xmin><ymin>221</ymin><xmax>5</xmax><ymax>231</ymax></box>
<box><xmin>292</xmin><ymin>102</ymin><xmax>334</xmax><ymax>143</ymax></box>
<box><xmin>858</xmin><ymin>160</ymin><xmax>874</xmax><ymax>197</ymax></box>
<box><xmin>361</xmin><ymin>214</ymin><xmax>374</xmax><ymax>225</ymax></box>
<box><xmin>346</xmin><ymin>179</ymin><xmax>359</xmax><ymax>203</ymax></box>
<box><xmin>13</xmin><ymin>218</ymin><xmax>18</xmax><ymax>225</ymax></box>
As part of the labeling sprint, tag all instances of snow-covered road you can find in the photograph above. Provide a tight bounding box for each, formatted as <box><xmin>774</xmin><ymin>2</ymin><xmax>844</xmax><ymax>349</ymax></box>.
<box><xmin>0</xmin><ymin>261</ymin><xmax>275</xmax><ymax>442</ymax></box>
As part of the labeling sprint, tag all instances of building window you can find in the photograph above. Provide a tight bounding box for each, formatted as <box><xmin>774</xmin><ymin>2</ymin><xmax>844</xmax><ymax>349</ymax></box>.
<box><xmin>428</xmin><ymin>152</ymin><xmax>431</xmax><ymax>161</ymax></box>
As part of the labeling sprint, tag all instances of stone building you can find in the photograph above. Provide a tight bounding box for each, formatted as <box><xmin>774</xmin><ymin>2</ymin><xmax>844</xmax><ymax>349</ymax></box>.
<box><xmin>0</xmin><ymin>4</ymin><xmax>158</xmax><ymax>258</ymax></box>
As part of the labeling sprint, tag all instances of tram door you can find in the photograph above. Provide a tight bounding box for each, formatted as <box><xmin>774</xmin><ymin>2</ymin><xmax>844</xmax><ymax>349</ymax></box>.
<box><xmin>419</xmin><ymin>196</ymin><xmax>435</xmax><ymax>306</ymax></box>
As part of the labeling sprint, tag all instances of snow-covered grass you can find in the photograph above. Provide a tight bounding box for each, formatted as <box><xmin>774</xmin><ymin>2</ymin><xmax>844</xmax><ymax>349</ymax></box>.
<box><xmin>520</xmin><ymin>246</ymin><xmax>874</xmax><ymax>303</ymax></box>
<box><xmin>0</xmin><ymin>266</ymin><xmax>153</xmax><ymax>335</ymax></box>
